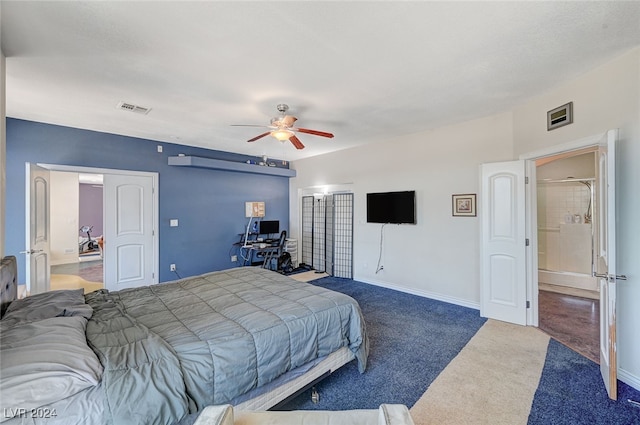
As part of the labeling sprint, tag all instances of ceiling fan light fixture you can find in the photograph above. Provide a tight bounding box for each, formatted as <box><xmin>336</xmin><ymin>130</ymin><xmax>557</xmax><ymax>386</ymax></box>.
<box><xmin>233</xmin><ymin>104</ymin><xmax>330</xmax><ymax>150</ymax></box>
<box><xmin>271</xmin><ymin>129</ymin><xmax>293</xmax><ymax>141</ymax></box>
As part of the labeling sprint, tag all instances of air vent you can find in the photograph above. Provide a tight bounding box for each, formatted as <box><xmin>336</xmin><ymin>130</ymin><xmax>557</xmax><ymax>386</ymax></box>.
<box><xmin>117</xmin><ymin>101</ymin><xmax>151</xmax><ymax>115</ymax></box>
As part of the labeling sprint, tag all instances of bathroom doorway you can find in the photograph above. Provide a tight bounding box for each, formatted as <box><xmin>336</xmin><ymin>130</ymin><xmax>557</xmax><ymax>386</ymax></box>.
<box><xmin>536</xmin><ymin>150</ymin><xmax>599</xmax><ymax>362</ymax></box>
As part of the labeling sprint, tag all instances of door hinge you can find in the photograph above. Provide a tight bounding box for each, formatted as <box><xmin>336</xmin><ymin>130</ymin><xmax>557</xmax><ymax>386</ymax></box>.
<box><xmin>526</xmin><ymin>301</ymin><xmax>530</xmax><ymax>308</ymax></box>
<box><xmin>525</xmin><ymin>176</ymin><xmax>529</xmax><ymax>184</ymax></box>
<box><xmin>525</xmin><ymin>238</ymin><xmax>530</xmax><ymax>246</ymax></box>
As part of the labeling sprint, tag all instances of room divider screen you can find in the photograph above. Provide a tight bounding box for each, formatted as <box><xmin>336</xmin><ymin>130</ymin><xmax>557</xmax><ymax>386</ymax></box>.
<box><xmin>301</xmin><ymin>193</ymin><xmax>353</xmax><ymax>278</ymax></box>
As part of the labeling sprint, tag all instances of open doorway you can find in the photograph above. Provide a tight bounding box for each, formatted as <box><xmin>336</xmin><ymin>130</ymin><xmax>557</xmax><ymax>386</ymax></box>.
<box><xmin>483</xmin><ymin>130</ymin><xmax>618</xmax><ymax>398</ymax></box>
<box><xmin>535</xmin><ymin>149</ymin><xmax>599</xmax><ymax>363</ymax></box>
<box><xmin>28</xmin><ymin>163</ymin><xmax>159</xmax><ymax>294</ymax></box>
<box><xmin>50</xmin><ymin>171</ymin><xmax>104</xmax><ymax>293</ymax></box>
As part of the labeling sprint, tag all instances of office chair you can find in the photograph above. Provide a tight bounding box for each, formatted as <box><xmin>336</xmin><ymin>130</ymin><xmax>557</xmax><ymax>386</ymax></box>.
<box><xmin>263</xmin><ymin>230</ymin><xmax>287</xmax><ymax>271</ymax></box>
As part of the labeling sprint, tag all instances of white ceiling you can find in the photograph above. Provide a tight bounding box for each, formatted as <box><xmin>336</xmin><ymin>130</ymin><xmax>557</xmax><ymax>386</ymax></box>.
<box><xmin>2</xmin><ymin>1</ymin><xmax>639</xmax><ymax>162</ymax></box>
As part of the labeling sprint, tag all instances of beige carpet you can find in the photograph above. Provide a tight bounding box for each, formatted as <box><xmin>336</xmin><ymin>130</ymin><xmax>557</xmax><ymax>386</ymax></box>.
<box><xmin>288</xmin><ymin>270</ymin><xmax>329</xmax><ymax>282</ymax></box>
<box><xmin>410</xmin><ymin>319</ymin><xmax>550</xmax><ymax>425</ymax></box>
<box><xmin>50</xmin><ymin>274</ymin><xmax>103</xmax><ymax>294</ymax></box>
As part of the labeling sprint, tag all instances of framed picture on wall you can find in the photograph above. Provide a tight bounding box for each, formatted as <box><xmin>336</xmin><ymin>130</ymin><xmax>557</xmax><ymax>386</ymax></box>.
<box><xmin>452</xmin><ymin>194</ymin><xmax>476</xmax><ymax>217</ymax></box>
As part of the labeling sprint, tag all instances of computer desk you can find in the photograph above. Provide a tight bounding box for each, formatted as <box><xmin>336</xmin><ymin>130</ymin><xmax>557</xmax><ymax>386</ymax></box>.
<box><xmin>239</xmin><ymin>243</ymin><xmax>281</xmax><ymax>269</ymax></box>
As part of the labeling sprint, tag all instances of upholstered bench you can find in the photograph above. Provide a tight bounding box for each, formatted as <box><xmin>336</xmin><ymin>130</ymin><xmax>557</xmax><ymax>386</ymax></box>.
<box><xmin>193</xmin><ymin>404</ymin><xmax>415</xmax><ymax>425</ymax></box>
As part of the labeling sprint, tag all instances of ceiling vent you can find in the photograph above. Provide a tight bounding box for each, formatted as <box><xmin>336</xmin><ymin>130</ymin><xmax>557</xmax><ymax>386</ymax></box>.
<box><xmin>117</xmin><ymin>101</ymin><xmax>151</xmax><ymax>115</ymax></box>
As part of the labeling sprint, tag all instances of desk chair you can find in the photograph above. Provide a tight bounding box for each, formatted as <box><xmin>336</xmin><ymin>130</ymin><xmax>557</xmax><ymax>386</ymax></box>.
<box><xmin>262</xmin><ymin>230</ymin><xmax>286</xmax><ymax>271</ymax></box>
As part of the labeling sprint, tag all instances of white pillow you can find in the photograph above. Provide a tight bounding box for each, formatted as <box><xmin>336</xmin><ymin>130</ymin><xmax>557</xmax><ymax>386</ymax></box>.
<box><xmin>0</xmin><ymin>316</ymin><xmax>103</xmax><ymax>421</ymax></box>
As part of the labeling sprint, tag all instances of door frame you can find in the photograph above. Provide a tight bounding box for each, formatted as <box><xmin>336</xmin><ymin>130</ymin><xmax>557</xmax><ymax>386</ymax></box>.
<box><xmin>31</xmin><ymin>163</ymin><xmax>159</xmax><ymax>287</ymax></box>
<box><xmin>519</xmin><ymin>131</ymin><xmax>614</xmax><ymax>326</ymax></box>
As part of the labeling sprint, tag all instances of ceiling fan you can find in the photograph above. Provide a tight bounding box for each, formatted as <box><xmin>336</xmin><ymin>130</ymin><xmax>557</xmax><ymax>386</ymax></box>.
<box><xmin>231</xmin><ymin>104</ymin><xmax>334</xmax><ymax>150</ymax></box>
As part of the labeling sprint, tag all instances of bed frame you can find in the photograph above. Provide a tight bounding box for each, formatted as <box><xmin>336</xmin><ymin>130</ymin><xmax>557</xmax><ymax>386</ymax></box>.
<box><xmin>236</xmin><ymin>346</ymin><xmax>354</xmax><ymax>410</ymax></box>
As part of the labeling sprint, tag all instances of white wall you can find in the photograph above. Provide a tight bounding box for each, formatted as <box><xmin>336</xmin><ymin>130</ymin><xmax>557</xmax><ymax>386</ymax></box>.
<box><xmin>290</xmin><ymin>112</ymin><xmax>514</xmax><ymax>307</ymax></box>
<box><xmin>50</xmin><ymin>171</ymin><xmax>79</xmax><ymax>266</ymax></box>
<box><xmin>536</xmin><ymin>153</ymin><xmax>595</xmax><ymax>180</ymax></box>
<box><xmin>290</xmin><ymin>46</ymin><xmax>640</xmax><ymax>390</ymax></box>
<box><xmin>512</xmin><ymin>47</ymin><xmax>640</xmax><ymax>391</ymax></box>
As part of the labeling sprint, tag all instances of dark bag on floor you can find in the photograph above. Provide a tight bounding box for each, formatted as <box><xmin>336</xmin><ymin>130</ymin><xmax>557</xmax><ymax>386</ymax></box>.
<box><xmin>277</xmin><ymin>252</ymin><xmax>293</xmax><ymax>274</ymax></box>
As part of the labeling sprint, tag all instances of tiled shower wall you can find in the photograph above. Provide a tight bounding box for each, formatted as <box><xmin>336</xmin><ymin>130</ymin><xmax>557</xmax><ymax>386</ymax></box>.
<box><xmin>537</xmin><ymin>182</ymin><xmax>592</xmax><ymax>273</ymax></box>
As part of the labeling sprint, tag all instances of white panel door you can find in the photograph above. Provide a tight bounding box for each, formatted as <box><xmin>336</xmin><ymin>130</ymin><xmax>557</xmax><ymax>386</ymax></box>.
<box><xmin>24</xmin><ymin>163</ymin><xmax>51</xmax><ymax>295</ymax></box>
<box><xmin>596</xmin><ymin>129</ymin><xmax>618</xmax><ymax>400</ymax></box>
<box><xmin>480</xmin><ymin>160</ymin><xmax>527</xmax><ymax>325</ymax></box>
<box><xmin>103</xmin><ymin>174</ymin><xmax>156</xmax><ymax>290</ymax></box>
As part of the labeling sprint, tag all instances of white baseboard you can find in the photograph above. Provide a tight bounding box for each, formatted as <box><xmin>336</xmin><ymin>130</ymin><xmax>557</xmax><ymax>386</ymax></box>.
<box><xmin>618</xmin><ymin>368</ymin><xmax>640</xmax><ymax>393</ymax></box>
<box><xmin>354</xmin><ymin>276</ymin><xmax>480</xmax><ymax>311</ymax></box>
<box><xmin>50</xmin><ymin>257</ymin><xmax>79</xmax><ymax>266</ymax></box>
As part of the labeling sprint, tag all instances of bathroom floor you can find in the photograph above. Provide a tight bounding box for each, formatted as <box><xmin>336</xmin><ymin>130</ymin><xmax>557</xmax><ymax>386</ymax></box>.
<box><xmin>538</xmin><ymin>290</ymin><xmax>599</xmax><ymax>364</ymax></box>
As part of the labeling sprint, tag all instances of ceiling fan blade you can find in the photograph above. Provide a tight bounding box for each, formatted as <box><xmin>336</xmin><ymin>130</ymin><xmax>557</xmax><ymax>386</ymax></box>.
<box><xmin>289</xmin><ymin>135</ymin><xmax>305</xmax><ymax>150</ymax></box>
<box><xmin>295</xmin><ymin>127</ymin><xmax>334</xmax><ymax>138</ymax></box>
<box><xmin>247</xmin><ymin>132</ymin><xmax>271</xmax><ymax>143</ymax></box>
<box><xmin>281</xmin><ymin>115</ymin><xmax>298</xmax><ymax>127</ymax></box>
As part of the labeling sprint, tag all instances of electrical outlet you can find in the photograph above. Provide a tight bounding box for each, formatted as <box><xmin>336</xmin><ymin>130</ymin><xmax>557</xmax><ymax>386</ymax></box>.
<box><xmin>170</xmin><ymin>264</ymin><xmax>176</xmax><ymax>272</ymax></box>
<box><xmin>231</xmin><ymin>255</ymin><xmax>238</xmax><ymax>262</ymax></box>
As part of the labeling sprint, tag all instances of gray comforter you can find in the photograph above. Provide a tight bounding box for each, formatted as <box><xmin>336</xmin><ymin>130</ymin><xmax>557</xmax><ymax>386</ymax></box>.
<box><xmin>85</xmin><ymin>267</ymin><xmax>368</xmax><ymax>425</ymax></box>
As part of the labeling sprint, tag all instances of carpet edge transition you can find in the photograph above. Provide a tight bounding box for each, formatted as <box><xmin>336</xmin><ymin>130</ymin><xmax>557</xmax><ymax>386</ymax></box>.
<box><xmin>410</xmin><ymin>319</ymin><xmax>550</xmax><ymax>425</ymax></box>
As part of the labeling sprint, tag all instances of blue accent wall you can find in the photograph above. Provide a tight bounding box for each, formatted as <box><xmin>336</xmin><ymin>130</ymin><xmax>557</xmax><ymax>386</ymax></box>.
<box><xmin>5</xmin><ymin>118</ymin><xmax>290</xmax><ymax>283</ymax></box>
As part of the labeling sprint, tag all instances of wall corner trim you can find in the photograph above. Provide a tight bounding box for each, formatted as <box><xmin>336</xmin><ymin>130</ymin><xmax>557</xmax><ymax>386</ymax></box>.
<box><xmin>168</xmin><ymin>156</ymin><xmax>296</xmax><ymax>177</ymax></box>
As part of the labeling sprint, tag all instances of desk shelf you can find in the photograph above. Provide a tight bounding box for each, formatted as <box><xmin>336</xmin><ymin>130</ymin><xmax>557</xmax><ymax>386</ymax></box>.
<box><xmin>168</xmin><ymin>156</ymin><xmax>296</xmax><ymax>178</ymax></box>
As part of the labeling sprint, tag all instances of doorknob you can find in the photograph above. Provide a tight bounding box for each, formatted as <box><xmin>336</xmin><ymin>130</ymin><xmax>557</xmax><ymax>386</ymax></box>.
<box><xmin>19</xmin><ymin>249</ymin><xmax>43</xmax><ymax>255</ymax></box>
<box><xmin>593</xmin><ymin>272</ymin><xmax>627</xmax><ymax>281</ymax></box>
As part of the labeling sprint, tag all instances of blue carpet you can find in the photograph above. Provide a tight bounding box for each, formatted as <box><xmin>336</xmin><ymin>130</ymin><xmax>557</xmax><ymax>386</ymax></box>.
<box><xmin>529</xmin><ymin>339</ymin><xmax>640</xmax><ymax>424</ymax></box>
<box><xmin>278</xmin><ymin>276</ymin><xmax>487</xmax><ymax>410</ymax></box>
<box><xmin>281</xmin><ymin>277</ymin><xmax>640</xmax><ymax>425</ymax></box>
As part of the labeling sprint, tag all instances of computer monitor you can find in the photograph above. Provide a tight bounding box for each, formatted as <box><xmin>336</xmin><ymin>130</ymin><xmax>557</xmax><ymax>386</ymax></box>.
<box><xmin>259</xmin><ymin>220</ymin><xmax>279</xmax><ymax>235</ymax></box>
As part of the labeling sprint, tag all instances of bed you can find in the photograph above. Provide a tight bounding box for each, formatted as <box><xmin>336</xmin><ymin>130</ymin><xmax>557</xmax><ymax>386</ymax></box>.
<box><xmin>0</xmin><ymin>257</ymin><xmax>368</xmax><ymax>425</ymax></box>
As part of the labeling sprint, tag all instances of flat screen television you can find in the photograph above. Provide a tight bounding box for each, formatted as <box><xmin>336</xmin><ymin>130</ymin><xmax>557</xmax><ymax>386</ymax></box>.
<box><xmin>366</xmin><ymin>191</ymin><xmax>416</xmax><ymax>224</ymax></box>
<box><xmin>259</xmin><ymin>220</ymin><xmax>280</xmax><ymax>235</ymax></box>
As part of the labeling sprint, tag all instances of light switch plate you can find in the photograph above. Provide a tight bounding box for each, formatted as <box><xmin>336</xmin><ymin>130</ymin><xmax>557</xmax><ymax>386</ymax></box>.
<box><xmin>170</xmin><ymin>219</ymin><xmax>178</xmax><ymax>227</ymax></box>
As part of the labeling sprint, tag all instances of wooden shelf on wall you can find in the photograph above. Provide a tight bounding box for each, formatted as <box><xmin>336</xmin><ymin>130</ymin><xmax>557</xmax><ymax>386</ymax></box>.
<box><xmin>168</xmin><ymin>156</ymin><xmax>296</xmax><ymax>178</ymax></box>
